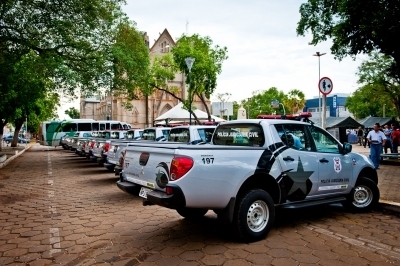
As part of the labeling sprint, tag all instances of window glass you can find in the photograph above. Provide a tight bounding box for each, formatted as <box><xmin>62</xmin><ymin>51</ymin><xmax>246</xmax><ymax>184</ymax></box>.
<box><xmin>92</xmin><ymin>123</ymin><xmax>99</xmax><ymax>131</ymax></box>
<box><xmin>169</xmin><ymin>128</ymin><xmax>190</xmax><ymax>142</ymax></box>
<box><xmin>78</xmin><ymin>123</ymin><xmax>92</xmax><ymax>131</ymax></box>
<box><xmin>274</xmin><ymin>124</ymin><xmax>310</xmax><ymax>151</ymax></box>
<box><xmin>162</xmin><ymin>130</ymin><xmax>170</xmax><ymax>139</ymax></box>
<box><xmin>110</xmin><ymin>123</ymin><xmax>120</xmax><ymax>130</ymax></box>
<box><xmin>99</xmin><ymin>131</ymin><xmax>107</xmax><ymax>138</ymax></box>
<box><xmin>110</xmin><ymin>131</ymin><xmax>119</xmax><ymax>139</ymax></box>
<box><xmin>62</xmin><ymin>123</ymin><xmax>77</xmax><ymax>132</ymax></box>
<box><xmin>142</xmin><ymin>129</ymin><xmax>156</xmax><ymax>140</ymax></box>
<box><xmin>308</xmin><ymin>126</ymin><xmax>340</xmax><ymax>153</ymax></box>
<box><xmin>197</xmin><ymin>128</ymin><xmax>215</xmax><ymax>143</ymax></box>
<box><xmin>213</xmin><ymin>124</ymin><xmax>264</xmax><ymax>146</ymax></box>
<box><xmin>99</xmin><ymin>123</ymin><xmax>106</xmax><ymax>131</ymax></box>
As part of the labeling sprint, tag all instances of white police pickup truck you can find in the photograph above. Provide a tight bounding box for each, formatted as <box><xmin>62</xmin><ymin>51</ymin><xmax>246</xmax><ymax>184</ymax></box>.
<box><xmin>117</xmin><ymin>116</ymin><xmax>379</xmax><ymax>242</ymax></box>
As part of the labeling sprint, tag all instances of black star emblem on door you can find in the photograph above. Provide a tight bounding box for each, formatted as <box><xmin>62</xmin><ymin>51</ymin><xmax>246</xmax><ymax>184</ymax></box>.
<box><xmin>279</xmin><ymin>157</ymin><xmax>314</xmax><ymax>201</ymax></box>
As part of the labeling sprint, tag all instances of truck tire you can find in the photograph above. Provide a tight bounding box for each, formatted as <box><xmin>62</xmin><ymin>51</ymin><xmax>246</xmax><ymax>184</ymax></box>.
<box><xmin>176</xmin><ymin>208</ymin><xmax>208</xmax><ymax>219</ymax></box>
<box><xmin>344</xmin><ymin>177</ymin><xmax>379</xmax><ymax>212</ymax></box>
<box><xmin>233</xmin><ymin>189</ymin><xmax>275</xmax><ymax>242</ymax></box>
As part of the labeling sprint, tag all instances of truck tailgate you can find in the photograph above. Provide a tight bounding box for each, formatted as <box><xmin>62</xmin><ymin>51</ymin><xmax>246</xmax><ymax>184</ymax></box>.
<box><xmin>123</xmin><ymin>144</ymin><xmax>181</xmax><ymax>191</ymax></box>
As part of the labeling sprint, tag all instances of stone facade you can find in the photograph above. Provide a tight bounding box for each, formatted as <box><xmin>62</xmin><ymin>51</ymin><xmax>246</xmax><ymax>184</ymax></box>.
<box><xmin>80</xmin><ymin>29</ymin><xmax>210</xmax><ymax>128</ymax></box>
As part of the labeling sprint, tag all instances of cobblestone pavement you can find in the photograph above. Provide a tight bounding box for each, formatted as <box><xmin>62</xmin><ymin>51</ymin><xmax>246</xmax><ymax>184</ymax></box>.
<box><xmin>0</xmin><ymin>145</ymin><xmax>399</xmax><ymax>266</ymax></box>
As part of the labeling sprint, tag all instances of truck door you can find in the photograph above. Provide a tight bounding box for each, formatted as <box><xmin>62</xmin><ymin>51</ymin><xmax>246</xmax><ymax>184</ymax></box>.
<box><xmin>306</xmin><ymin>125</ymin><xmax>353</xmax><ymax>196</ymax></box>
<box><xmin>272</xmin><ymin>124</ymin><xmax>319</xmax><ymax>201</ymax></box>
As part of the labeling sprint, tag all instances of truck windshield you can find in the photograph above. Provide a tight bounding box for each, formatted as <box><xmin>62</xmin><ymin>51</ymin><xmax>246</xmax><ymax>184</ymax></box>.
<box><xmin>213</xmin><ymin>124</ymin><xmax>264</xmax><ymax>147</ymax></box>
<box><xmin>169</xmin><ymin>128</ymin><xmax>190</xmax><ymax>142</ymax></box>
<box><xmin>142</xmin><ymin>129</ymin><xmax>156</xmax><ymax>140</ymax></box>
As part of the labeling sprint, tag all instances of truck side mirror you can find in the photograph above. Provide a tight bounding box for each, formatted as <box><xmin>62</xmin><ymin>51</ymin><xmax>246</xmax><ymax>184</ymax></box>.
<box><xmin>342</xmin><ymin>142</ymin><xmax>352</xmax><ymax>154</ymax></box>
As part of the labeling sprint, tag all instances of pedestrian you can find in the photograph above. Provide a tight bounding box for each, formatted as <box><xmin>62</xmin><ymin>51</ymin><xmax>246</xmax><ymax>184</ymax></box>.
<box><xmin>367</xmin><ymin>123</ymin><xmax>386</xmax><ymax>169</ymax></box>
<box><xmin>363</xmin><ymin>128</ymin><xmax>370</xmax><ymax>148</ymax></box>
<box><xmin>383</xmin><ymin>124</ymin><xmax>393</xmax><ymax>153</ymax></box>
<box><xmin>391</xmin><ymin>123</ymin><xmax>400</xmax><ymax>154</ymax></box>
<box><xmin>357</xmin><ymin>126</ymin><xmax>364</xmax><ymax>146</ymax></box>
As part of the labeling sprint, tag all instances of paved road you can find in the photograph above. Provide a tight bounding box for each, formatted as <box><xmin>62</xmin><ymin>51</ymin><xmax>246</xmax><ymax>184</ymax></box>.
<box><xmin>0</xmin><ymin>145</ymin><xmax>400</xmax><ymax>266</ymax></box>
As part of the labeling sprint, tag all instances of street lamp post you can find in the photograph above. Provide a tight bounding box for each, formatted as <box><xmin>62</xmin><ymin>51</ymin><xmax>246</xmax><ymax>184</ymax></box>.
<box><xmin>185</xmin><ymin>57</ymin><xmax>195</xmax><ymax>125</ymax></box>
<box><xmin>313</xmin><ymin>52</ymin><xmax>326</xmax><ymax>126</ymax></box>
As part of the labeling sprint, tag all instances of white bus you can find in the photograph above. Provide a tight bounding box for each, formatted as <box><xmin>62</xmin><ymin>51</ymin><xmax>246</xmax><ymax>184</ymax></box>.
<box><xmin>39</xmin><ymin>119</ymin><xmax>131</xmax><ymax>146</ymax></box>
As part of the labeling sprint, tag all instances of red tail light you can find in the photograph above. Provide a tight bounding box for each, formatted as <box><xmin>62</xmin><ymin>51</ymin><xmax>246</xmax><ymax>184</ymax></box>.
<box><xmin>104</xmin><ymin>143</ymin><xmax>110</xmax><ymax>152</ymax></box>
<box><xmin>170</xmin><ymin>157</ymin><xmax>194</xmax><ymax>181</ymax></box>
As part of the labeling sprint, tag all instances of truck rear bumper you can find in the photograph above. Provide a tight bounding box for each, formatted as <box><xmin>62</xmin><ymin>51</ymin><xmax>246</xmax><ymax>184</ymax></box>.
<box><xmin>146</xmin><ymin>185</ymin><xmax>186</xmax><ymax>209</ymax></box>
<box><xmin>116</xmin><ymin>178</ymin><xmax>186</xmax><ymax>209</ymax></box>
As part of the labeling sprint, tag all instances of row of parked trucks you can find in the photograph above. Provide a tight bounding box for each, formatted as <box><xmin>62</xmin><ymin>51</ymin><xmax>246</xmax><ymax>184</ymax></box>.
<box><xmin>60</xmin><ymin>113</ymin><xmax>379</xmax><ymax>242</ymax></box>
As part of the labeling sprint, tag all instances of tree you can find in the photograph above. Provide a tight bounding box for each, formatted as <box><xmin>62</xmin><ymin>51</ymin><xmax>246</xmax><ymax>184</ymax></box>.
<box><xmin>0</xmin><ymin>51</ymin><xmax>60</xmax><ymax>149</ymax></box>
<box><xmin>296</xmin><ymin>0</ymin><xmax>400</xmax><ymax>79</ymax></box>
<box><xmin>356</xmin><ymin>52</ymin><xmax>400</xmax><ymax>118</ymax></box>
<box><xmin>245</xmin><ymin>87</ymin><xmax>288</xmax><ymax>118</ymax></box>
<box><xmin>65</xmin><ymin>107</ymin><xmax>80</xmax><ymax>119</ymax></box>
<box><xmin>0</xmin><ymin>0</ymin><xmax>142</xmax><ymax>146</ymax></box>
<box><xmin>171</xmin><ymin>34</ymin><xmax>228</xmax><ymax>122</ymax></box>
<box><xmin>109</xmin><ymin>22</ymin><xmax>150</xmax><ymax>100</ymax></box>
<box><xmin>345</xmin><ymin>84</ymin><xmax>397</xmax><ymax>119</ymax></box>
<box><xmin>284</xmin><ymin>89</ymin><xmax>306</xmax><ymax>115</ymax></box>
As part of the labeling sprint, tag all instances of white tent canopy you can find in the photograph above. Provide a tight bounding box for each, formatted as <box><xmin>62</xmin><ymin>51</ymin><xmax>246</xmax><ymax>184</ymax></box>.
<box><xmin>154</xmin><ymin>102</ymin><xmax>225</xmax><ymax>122</ymax></box>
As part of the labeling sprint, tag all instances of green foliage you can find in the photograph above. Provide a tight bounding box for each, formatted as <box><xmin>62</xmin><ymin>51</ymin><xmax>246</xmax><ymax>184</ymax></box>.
<box><xmin>354</xmin><ymin>52</ymin><xmax>400</xmax><ymax>118</ymax></box>
<box><xmin>244</xmin><ymin>87</ymin><xmax>288</xmax><ymax>118</ymax></box>
<box><xmin>296</xmin><ymin>0</ymin><xmax>400</xmax><ymax>70</ymax></box>
<box><xmin>345</xmin><ymin>84</ymin><xmax>397</xmax><ymax>119</ymax></box>
<box><xmin>284</xmin><ymin>89</ymin><xmax>306</xmax><ymax>115</ymax></box>
<box><xmin>111</xmin><ymin>22</ymin><xmax>150</xmax><ymax>100</ymax></box>
<box><xmin>0</xmin><ymin>0</ymin><xmax>127</xmax><ymax>97</ymax></box>
<box><xmin>64</xmin><ymin>107</ymin><xmax>81</xmax><ymax>119</ymax></box>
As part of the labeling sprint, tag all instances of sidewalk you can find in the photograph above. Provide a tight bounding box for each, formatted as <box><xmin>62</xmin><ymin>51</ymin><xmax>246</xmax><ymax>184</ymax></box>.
<box><xmin>0</xmin><ymin>141</ymin><xmax>34</xmax><ymax>168</ymax></box>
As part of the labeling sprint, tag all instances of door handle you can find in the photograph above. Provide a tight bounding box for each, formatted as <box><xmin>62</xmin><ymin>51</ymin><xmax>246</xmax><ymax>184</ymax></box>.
<box><xmin>319</xmin><ymin>158</ymin><xmax>329</xmax><ymax>163</ymax></box>
<box><xmin>283</xmin><ymin>156</ymin><xmax>295</xmax><ymax>161</ymax></box>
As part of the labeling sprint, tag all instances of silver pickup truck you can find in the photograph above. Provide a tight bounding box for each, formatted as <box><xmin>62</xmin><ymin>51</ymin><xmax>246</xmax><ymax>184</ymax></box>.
<box><xmin>92</xmin><ymin>130</ymin><xmax>127</xmax><ymax>166</ymax></box>
<box><xmin>107</xmin><ymin>126</ymin><xmax>215</xmax><ymax>174</ymax></box>
<box><xmin>117</xmin><ymin>118</ymin><xmax>379</xmax><ymax>242</ymax></box>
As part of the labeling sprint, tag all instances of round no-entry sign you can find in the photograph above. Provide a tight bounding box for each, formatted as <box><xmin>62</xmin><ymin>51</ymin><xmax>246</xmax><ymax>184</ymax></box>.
<box><xmin>318</xmin><ymin>77</ymin><xmax>333</xmax><ymax>95</ymax></box>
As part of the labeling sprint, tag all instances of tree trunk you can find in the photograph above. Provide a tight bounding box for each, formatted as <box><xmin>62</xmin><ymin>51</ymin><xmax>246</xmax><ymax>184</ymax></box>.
<box><xmin>197</xmin><ymin>92</ymin><xmax>212</xmax><ymax>121</ymax></box>
<box><xmin>0</xmin><ymin>119</ymin><xmax>7</xmax><ymax>151</ymax></box>
<box><xmin>12</xmin><ymin>119</ymin><xmax>25</xmax><ymax>147</ymax></box>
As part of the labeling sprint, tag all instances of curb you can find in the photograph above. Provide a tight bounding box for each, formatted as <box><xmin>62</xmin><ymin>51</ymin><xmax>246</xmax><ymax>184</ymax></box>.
<box><xmin>0</xmin><ymin>145</ymin><xmax>32</xmax><ymax>169</ymax></box>
<box><xmin>379</xmin><ymin>200</ymin><xmax>400</xmax><ymax>214</ymax></box>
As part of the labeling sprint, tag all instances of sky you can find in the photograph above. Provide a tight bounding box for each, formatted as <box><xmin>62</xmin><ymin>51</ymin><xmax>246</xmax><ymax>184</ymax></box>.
<box><xmin>58</xmin><ymin>0</ymin><xmax>366</xmax><ymax>118</ymax></box>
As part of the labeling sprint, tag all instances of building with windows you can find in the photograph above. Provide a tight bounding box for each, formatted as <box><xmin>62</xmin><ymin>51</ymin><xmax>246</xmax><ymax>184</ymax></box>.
<box><xmin>79</xmin><ymin>29</ymin><xmax>209</xmax><ymax>128</ymax></box>
<box><xmin>303</xmin><ymin>93</ymin><xmax>353</xmax><ymax>119</ymax></box>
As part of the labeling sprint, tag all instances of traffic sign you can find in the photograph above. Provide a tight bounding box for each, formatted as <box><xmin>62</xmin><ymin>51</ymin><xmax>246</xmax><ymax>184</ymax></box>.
<box><xmin>318</xmin><ymin>77</ymin><xmax>333</xmax><ymax>95</ymax></box>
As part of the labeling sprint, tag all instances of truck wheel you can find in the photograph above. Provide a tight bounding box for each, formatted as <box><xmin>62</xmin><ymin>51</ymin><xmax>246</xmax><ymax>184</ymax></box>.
<box><xmin>176</xmin><ymin>208</ymin><xmax>208</xmax><ymax>219</ymax></box>
<box><xmin>234</xmin><ymin>189</ymin><xmax>275</xmax><ymax>242</ymax></box>
<box><xmin>344</xmin><ymin>177</ymin><xmax>379</xmax><ymax>212</ymax></box>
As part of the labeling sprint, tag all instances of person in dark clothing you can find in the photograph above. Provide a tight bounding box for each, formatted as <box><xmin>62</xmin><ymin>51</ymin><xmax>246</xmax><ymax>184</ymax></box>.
<box><xmin>357</xmin><ymin>127</ymin><xmax>364</xmax><ymax>146</ymax></box>
<box><xmin>363</xmin><ymin>128</ymin><xmax>371</xmax><ymax>148</ymax></box>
